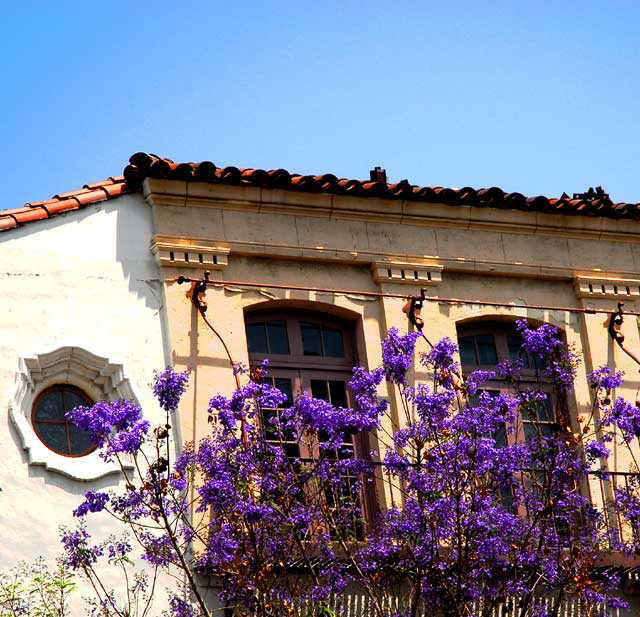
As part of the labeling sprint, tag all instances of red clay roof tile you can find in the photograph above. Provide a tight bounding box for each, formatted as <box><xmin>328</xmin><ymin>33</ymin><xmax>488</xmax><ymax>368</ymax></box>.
<box><xmin>5</xmin><ymin>152</ymin><xmax>640</xmax><ymax>235</ymax></box>
<box><xmin>126</xmin><ymin>152</ymin><xmax>640</xmax><ymax>219</ymax></box>
<box><xmin>0</xmin><ymin>176</ymin><xmax>130</xmax><ymax>233</ymax></box>
<box><xmin>0</xmin><ymin>217</ymin><xmax>17</xmax><ymax>231</ymax></box>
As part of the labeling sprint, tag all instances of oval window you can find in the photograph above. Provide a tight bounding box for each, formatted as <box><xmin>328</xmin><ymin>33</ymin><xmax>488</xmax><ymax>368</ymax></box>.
<box><xmin>32</xmin><ymin>386</ymin><xmax>95</xmax><ymax>457</ymax></box>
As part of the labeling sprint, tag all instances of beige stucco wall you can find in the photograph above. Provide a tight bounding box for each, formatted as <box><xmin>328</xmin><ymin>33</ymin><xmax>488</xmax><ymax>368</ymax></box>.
<box><xmin>144</xmin><ymin>178</ymin><xmax>640</xmax><ymax>528</ymax></box>
<box><xmin>0</xmin><ymin>195</ymin><xmax>174</xmax><ymax>610</ymax></box>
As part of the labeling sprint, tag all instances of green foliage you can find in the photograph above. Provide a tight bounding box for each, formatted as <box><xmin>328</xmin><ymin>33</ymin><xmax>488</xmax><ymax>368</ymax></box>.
<box><xmin>0</xmin><ymin>558</ymin><xmax>76</xmax><ymax>617</ymax></box>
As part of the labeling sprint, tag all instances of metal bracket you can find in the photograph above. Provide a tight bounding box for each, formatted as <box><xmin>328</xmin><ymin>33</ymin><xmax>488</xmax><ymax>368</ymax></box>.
<box><xmin>179</xmin><ymin>271</ymin><xmax>210</xmax><ymax>313</ymax></box>
<box><xmin>402</xmin><ymin>288</ymin><xmax>426</xmax><ymax>331</ymax></box>
<box><xmin>608</xmin><ymin>302</ymin><xmax>640</xmax><ymax>371</ymax></box>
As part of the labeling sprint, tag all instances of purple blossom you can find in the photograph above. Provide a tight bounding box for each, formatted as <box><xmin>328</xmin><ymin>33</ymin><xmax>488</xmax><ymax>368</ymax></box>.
<box><xmin>153</xmin><ymin>367</ymin><xmax>190</xmax><ymax>411</ymax></box>
<box><xmin>516</xmin><ymin>319</ymin><xmax>562</xmax><ymax>356</ymax></box>
<box><xmin>73</xmin><ymin>491</ymin><xmax>110</xmax><ymax>517</ymax></box>
<box><xmin>140</xmin><ymin>532</ymin><xmax>178</xmax><ymax>566</ymax></box>
<box><xmin>66</xmin><ymin>400</ymin><xmax>150</xmax><ymax>461</ymax></box>
<box><xmin>496</xmin><ymin>357</ymin><xmax>523</xmax><ymax>380</ymax></box>
<box><xmin>585</xmin><ymin>440</ymin><xmax>610</xmax><ymax>460</ymax></box>
<box><xmin>465</xmin><ymin>369</ymin><xmax>496</xmax><ymax>395</ymax></box>
<box><xmin>60</xmin><ymin>526</ymin><xmax>103</xmax><ymax>569</ymax></box>
<box><xmin>422</xmin><ymin>337</ymin><xmax>459</xmax><ymax>371</ymax></box>
<box><xmin>169</xmin><ymin>596</ymin><xmax>195</xmax><ymax>617</ymax></box>
<box><xmin>349</xmin><ymin>366</ymin><xmax>388</xmax><ymax>426</ymax></box>
<box><xmin>588</xmin><ymin>366</ymin><xmax>624</xmax><ymax>390</ymax></box>
<box><xmin>381</xmin><ymin>327</ymin><xmax>421</xmax><ymax>385</ymax></box>
<box><xmin>601</xmin><ymin>397</ymin><xmax>640</xmax><ymax>442</ymax></box>
<box><xmin>106</xmin><ymin>538</ymin><xmax>132</xmax><ymax>559</ymax></box>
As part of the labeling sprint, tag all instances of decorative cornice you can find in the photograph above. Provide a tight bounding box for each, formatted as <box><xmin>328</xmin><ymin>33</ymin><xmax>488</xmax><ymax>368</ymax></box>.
<box><xmin>372</xmin><ymin>262</ymin><xmax>443</xmax><ymax>285</ymax></box>
<box><xmin>574</xmin><ymin>276</ymin><xmax>640</xmax><ymax>300</ymax></box>
<box><xmin>151</xmin><ymin>238</ymin><xmax>229</xmax><ymax>270</ymax></box>
<box><xmin>143</xmin><ymin>178</ymin><xmax>640</xmax><ymax>244</ymax></box>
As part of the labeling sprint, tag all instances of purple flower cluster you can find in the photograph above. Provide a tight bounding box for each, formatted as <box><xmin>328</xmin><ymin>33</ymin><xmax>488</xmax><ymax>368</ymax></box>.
<box><xmin>585</xmin><ymin>440</ymin><xmax>610</xmax><ymax>461</ymax></box>
<box><xmin>153</xmin><ymin>367</ymin><xmax>190</xmax><ymax>411</ymax></box>
<box><xmin>601</xmin><ymin>397</ymin><xmax>640</xmax><ymax>442</ymax></box>
<box><xmin>349</xmin><ymin>366</ymin><xmax>388</xmax><ymax>423</ymax></box>
<box><xmin>60</xmin><ymin>526</ymin><xmax>103</xmax><ymax>569</ymax></box>
<box><xmin>73</xmin><ymin>491</ymin><xmax>110</xmax><ymax>517</ymax></box>
<box><xmin>381</xmin><ymin>327</ymin><xmax>421</xmax><ymax>385</ymax></box>
<box><xmin>588</xmin><ymin>366</ymin><xmax>624</xmax><ymax>390</ymax></box>
<box><xmin>516</xmin><ymin>319</ymin><xmax>562</xmax><ymax>356</ymax></box>
<box><xmin>169</xmin><ymin>596</ymin><xmax>195</xmax><ymax>617</ymax></box>
<box><xmin>465</xmin><ymin>369</ymin><xmax>496</xmax><ymax>395</ymax></box>
<box><xmin>423</xmin><ymin>337</ymin><xmax>459</xmax><ymax>371</ymax></box>
<box><xmin>208</xmin><ymin>380</ymin><xmax>287</xmax><ymax>431</ymax></box>
<box><xmin>67</xmin><ymin>400</ymin><xmax>150</xmax><ymax>461</ymax></box>
<box><xmin>62</xmin><ymin>326</ymin><xmax>637</xmax><ymax>615</ymax></box>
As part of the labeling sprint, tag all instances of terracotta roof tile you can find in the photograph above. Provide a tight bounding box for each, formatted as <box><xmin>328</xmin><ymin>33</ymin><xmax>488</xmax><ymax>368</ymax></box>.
<box><xmin>5</xmin><ymin>152</ymin><xmax>640</xmax><ymax>235</ymax></box>
<box><xmin>0</xmin><ymin>217</ymin><xmax>17</xmax><ymax>231</ymax></box>
<box><xmin>123</xmin><ymin>152</ymin><xmax>640</xmax><ymax>220</ymax></box>
<box><xmin>10</xmin><ymin>207</ymin><xmax>49</xmax><ymax>224</ymax></box>
<box><xmin>0</xmin><ymin>176</ymin><xmax>130</xmax><ymax>233</ymax></box>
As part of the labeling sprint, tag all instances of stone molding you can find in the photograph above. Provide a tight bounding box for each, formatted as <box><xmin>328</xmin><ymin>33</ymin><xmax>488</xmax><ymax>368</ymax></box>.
<box><xmin>372</xmin><ymin>262</ymin><xmax>443</xmax><ymax>285</ymax></box>
<box><xmin>151</xmin><ymin>238</ymin><xmax>229</xmax><ymax>270</ymax></box>
<box><xmin>143</xmin><ymin>178</ymin><xmax>640</xmax><ymax>244</ymax></box>
<box><xmin>574</xmin><ymin>276</ymin><xmax>640</xmax><ymax>300</ymax></box>
<box><xmin>9</xmin><ymin>346</ymin><xmax>138</xmax><ymax>480</ymax></box>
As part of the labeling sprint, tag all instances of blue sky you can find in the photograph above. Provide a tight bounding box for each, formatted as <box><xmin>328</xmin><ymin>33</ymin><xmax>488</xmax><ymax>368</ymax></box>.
<box><xmin>2</xmin><ymin>1</ymin><xmax>639</xmax><ymax>208</ymax></box>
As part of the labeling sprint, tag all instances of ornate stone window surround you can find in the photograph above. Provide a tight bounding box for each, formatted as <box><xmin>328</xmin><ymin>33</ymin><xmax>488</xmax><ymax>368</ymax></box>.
<box><xmin>9</xmin><ymin>346</ymin><xmax>138</xmax><ymax>481</ymax></box>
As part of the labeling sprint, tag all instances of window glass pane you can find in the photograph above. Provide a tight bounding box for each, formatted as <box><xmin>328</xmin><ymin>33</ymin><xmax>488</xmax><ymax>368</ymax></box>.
<box><xmin>310</xmin><ymin>380</ymin><xmax>328</xmax><ymax>400</ymax></box>
<box><xmin>262</xmin><ymin>409</ymin><xmax>279</xmax><ymax>439</ymax></box>
<box><xmin>301</xmin><ymin>323</ymin><xmax>323</xmax><ymax>356</ymax></box>
<box><xmin>328</xmin><ymin>381</ymin><xmax>348</xmax><ymax>408</ymax></box>
<box><xmin>36</xmin><ymin>422</ymin><xmax>68</xmax><ymax>455</ymax></box>
<box><xmin>68</xmin><ymin>423</ymin><xmax>93</xmax><ymax>455</ymax></box>
<box><xmin>284</xmin><ymin>443</ymin><xmax>301</xmax><ymax>459</ymax></box>
<box><xmin>499</xmin><ymin>485</ymin><xmax>514</xmax><ymax>511</ymax></box>
<box><xmin>476</xmin><ymin>335</ymin><xmax>498</xmax><ymax>365</ymax></box>
<box><xmin>34</xmin><ymin>391</ymin><xmax>65</xmax><ymax>421</ymax></box>
<box><xmin>507</xmin><ymin>335</ymin><xmax>529</xmax><ymax>368</ymax></box>
<box><xmin>246</xmin><ymin>323</ymin><xmax>267</xmax><ymax>354</ymax></box>
<box><xmin>523</xmin><ymin>422</ymin><xmax>555</xmax><ymax>441</ymax></box>
<box><xmin>535</xmin><ymin>397</ymin><xmax>554</xmax><ymax>422</ymax></box>
<box><xmin>63</xmin><ymin>391</ymin><xmax>88</xmax><ymax>413</ymax></box>
<box><xmin>266</xmin><ymin>321</ymin><xmax>289</xmax><ymax>355</ymax></box>
<box><xmin>322</xmin><ymin>328</ymin><xmax>344</xmax><ymax>358</ymax></box>
<box><xmin>273</xmin><ymin>378</ymin><xmax>293</xmax><ymax>406</ymax></box>
<box><xmin>494</xmin><ymin>423</ymin><xmax>507</xmax><ymax>448</ymax></box>
<box><xmin>459</xmin><ymin>336</ymin><xmax>477</xmax><ymax>365</ymax></box>
<box><xmin>521</xmin><ymin>396</ymin><xmax>553</xmax><ymax>423</ymax></box>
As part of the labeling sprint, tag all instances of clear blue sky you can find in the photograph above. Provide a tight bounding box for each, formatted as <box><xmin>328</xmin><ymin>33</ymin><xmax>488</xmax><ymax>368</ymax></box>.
<box><xmin>2</xmin><ymin>1</ymin><xmax>639</xmax><ymax>208</ymax></box>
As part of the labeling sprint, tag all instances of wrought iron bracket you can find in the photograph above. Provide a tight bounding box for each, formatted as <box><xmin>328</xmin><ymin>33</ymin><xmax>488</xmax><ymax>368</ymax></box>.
<box><xmin>178</xmin><ymin>271</ymin><xmax>210</xmax><ymax>313</ymax></box>
<box><xmin>402</xmin><ymin>288</ymin><xmax>426</xmax><ymax>331</ymax></box>
<box><xmin>608</xmin><ymin>302</ymin><xmax>640</xmax><ymax>371</ymax></box>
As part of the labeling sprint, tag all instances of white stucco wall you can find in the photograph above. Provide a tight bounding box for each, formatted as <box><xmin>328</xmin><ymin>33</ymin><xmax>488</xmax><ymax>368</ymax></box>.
<box><xmin>0</xmin><ymin>195</ymin><xmax>174</xmax><ymax>609</ymax></box>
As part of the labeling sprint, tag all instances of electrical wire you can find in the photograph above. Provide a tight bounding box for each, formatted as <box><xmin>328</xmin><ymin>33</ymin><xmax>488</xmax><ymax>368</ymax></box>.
<box><xmin>167</xmin><ymin>276</ymin><xmax>640</xmax><ymax>316</ymax></box>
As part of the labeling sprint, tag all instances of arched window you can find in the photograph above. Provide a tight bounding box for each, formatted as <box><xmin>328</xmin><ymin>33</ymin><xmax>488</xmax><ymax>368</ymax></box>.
<box><xmin>456</xmin><ymin>319</ymin><xmax>571</xmax><ymax>525</ymax></box>
<box><xmin>245</xmin><ymin>307</ymin><xmax>370</xmax><ymax>536</ymax></box>
<box><xmin>32</xmin><ymin>385</ymin><xmax>95</xmax><ymax>457</ymax></box>
<box><xmin>456</xmin><ymin>320</ymin><xmax>559</xmax><ymax>444</ymax></box>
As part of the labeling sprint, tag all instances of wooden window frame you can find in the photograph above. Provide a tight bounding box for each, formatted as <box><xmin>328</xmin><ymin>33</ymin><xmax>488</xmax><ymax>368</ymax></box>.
<box><xmin>245</xmin><ymin>308</ymin><xmax>377</xmax><ymax>532</ymax></box>
<box><xmin>457</xmin><ymin>321</ymin><xmax>564</xmax><ymax>445</ymax></box>
<box><xmin>31</xmin><ymin>385</ymin><xmax>96</xmax><ymax>458</ymax></box>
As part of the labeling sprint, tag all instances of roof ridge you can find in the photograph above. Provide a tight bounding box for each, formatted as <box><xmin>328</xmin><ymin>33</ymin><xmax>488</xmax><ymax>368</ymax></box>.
<box><xmin>0</xmin><ymin>176</ymin><xmax>130</xmax><ymax>233</ymax></box>
<box><xmin>122</xmin><ymin>152</ymin><xmax>640</xmax><ymax>221</ymax></box>
<box><xmin>3</xmin><ymin>153</ymin><xmax>639</xmax><ymax>234</ymax></box>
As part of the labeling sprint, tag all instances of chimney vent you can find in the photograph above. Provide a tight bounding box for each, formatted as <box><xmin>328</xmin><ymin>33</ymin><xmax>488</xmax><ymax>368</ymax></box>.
<box><xmin>370</xmin><ymin>166</ymin><xmax>387</xmax><ymax>184</ymax></box>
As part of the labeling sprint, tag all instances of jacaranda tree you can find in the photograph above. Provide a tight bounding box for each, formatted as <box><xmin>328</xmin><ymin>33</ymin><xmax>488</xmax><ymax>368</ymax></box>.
<box><xmin>44</xmin><ymin>321</ymin><xmax>640</xmax><ymax>616</ymax></box>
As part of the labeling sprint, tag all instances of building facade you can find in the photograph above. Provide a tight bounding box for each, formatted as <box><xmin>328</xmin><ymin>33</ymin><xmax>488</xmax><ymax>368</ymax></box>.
<box><xmin>3</xmin><ymin>153</ymin><xmax>640</xmax><ymax>612</ymax></box>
